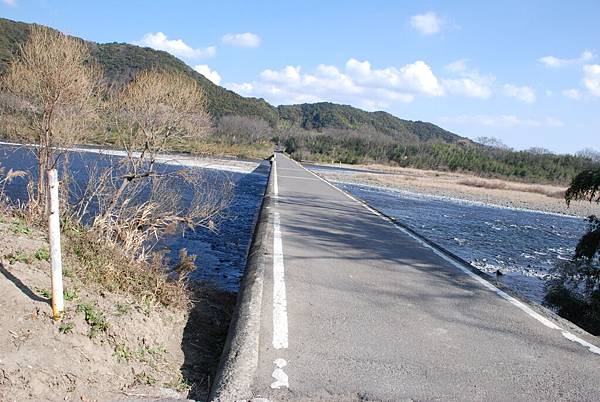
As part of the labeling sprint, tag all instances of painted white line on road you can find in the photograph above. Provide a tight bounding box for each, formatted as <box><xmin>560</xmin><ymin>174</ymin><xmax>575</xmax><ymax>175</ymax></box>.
<box><xmin>272</xmin><ymin>211</ymin><xmax>288</xmax><ymax>349</ymax></box>
<box><xmin>278</xmin><ymin>175</ymin><xmax>319</xmax><ymax>181</ymax></box>
<box><xmin>271</xmin><ymin>153</ymin><xmax>289</xmax><ymax>388</ymax></box>
<box><xmin>270</xmin><ymin>358</ymin><xmax>289</xmax><ymax>389</ymax></box>
<box><xmin>273</xmin><ymin>156</ymin><xmax>279</xmax><ymax>198</ymax></box>
<box><xmin>284</xmin><ymin>154</ymin><xmax>600</xmax><ymax>356</ymax></box>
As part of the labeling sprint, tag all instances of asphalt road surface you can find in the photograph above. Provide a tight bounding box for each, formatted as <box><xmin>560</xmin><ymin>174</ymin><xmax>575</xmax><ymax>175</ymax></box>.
<box><xmin>250</xmin><ymin>153</ymin><xmax>600</xmax><ymax>402</ymax></box>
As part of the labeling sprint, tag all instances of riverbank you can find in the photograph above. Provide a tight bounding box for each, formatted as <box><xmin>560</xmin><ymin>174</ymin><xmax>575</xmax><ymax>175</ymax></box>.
<box><xmin>0</xmin><ymin>210</ymin><xmax>235</xmax><ymax>401</ymax></box>
<box><xmin>309</xmin><ymin>162</ymin><xmax>599</xmax><ymax>217</ymax></box>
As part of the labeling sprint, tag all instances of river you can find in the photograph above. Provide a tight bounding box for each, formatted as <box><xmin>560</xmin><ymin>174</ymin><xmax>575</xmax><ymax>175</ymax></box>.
<box><xmin>0</xmin><ymin>144</ymin><xmax>269</xmax><ymax>292</ymax></box>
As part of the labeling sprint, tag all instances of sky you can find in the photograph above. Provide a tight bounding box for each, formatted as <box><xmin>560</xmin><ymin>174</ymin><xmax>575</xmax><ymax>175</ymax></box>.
<box><xmin>1</xmin><ymin>0</ymin><xmax>599</xmax><ymax>154</ymax></box>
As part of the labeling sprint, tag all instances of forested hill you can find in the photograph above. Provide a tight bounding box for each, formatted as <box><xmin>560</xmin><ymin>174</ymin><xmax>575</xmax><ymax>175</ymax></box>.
<box><xmin>278</xmin><ymin>103</ymin><xmax>463</xmax><ymax>143</ymax></box>
<box><xmin>0</xmin><ymin>18</ymin><xmax>280</xmax><ymax>125</ymax></box>
<box><xmin>0</xmin><ymin>17</ymin><xmax>464</xmax><ymax>144</ymax></box>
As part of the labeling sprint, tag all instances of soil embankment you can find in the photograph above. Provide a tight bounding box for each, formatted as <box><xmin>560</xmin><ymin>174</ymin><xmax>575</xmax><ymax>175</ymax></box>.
<box><xmin>0</xmin><ymin>213</ymin><xmax>235</xmax><ymax>401</ymax></box>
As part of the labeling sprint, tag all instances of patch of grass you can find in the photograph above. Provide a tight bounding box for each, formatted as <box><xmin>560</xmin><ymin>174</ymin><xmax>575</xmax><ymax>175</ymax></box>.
<box><xmin>114</xmin><ymin>341</ymin><xmax>166</xmax><ymax>365</ymax></box>
<box><xmin>63</xmin><ymin>223</ymin><xmax>190</xmax><ymax>309</ymax></box>
<box><xmin>63</xmin><ymin>289</ymin><xmax>77</xmax><ymax>301</ymax></box>
<box><xmin>36</xmin><ymin>287</ymin><xmax>51</xmax><ymax>298</ymax></box>
<box><xmin>63</xmin><ymin>265</ymin><xmax>75</xmax><ymax>278</ymax></box>
<box><xmin>134</xmin><ymin>371</ymin><xmax>157</xmax><ymax>386</ymax></box>
<box><xmin>10</xmin><ymin>219</ymin><xmax>31</xmax><ymax>236</ymax></box>
<box><xmin>458</xmin><ymin>178</ymin><xmax>508</xmax><ymax>190</ymax></box>
<box><xmin>114</xmin><ymin>343</ymin><xmax>133</xmax><ymax>361</ymax></box>
<box><xmin>164</xmin><ymin>373</ymin><xmax>190</xmax><ymax>392</ymax></box>
<box><xmin>58</xmin><ymin>322</ymin><xmax>74</xmax><ymax>334</ymax></box>
<box><xmin>7</xmin><ymin>250</ymin><xmax>32</xmax><ymax>265</ymax></box>
<box><xmin>76</xmin><ymin>302</ymin><xmax>108</xmax><ymax>337</ymax></box>
<box><xmin>34</xmin><ymin>288</ymin><xmax>77</xmax><ymax>301</ymax></box>
<box><xmin>457</xmin><ymin>178</ymin><xmax>566</xmax><ymax>199</ymax></box>
<box><xmin>135</xmin><ymin>344</ymin><xmax>166</xmax><ymax>363</ymax></box>
<box><xmin>34</xmin><ymin>248</ymin><xmax>50</xmax><ymax>261</ymax></box>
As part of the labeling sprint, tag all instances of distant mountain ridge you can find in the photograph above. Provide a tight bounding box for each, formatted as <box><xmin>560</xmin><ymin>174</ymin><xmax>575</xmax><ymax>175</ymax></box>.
<box><xmin>277</xmin><ymin>103</ymin><xmax>464</xmax><ymax>143</ymax></box>
<box><xmin>0</xmin><ymin>17</ymin><xmax>464</xmax><ymax>144</ymax></box>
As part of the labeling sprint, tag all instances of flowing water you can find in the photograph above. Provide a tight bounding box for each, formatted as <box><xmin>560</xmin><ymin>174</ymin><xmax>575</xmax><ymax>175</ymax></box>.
<box><xmin>333</xmin><ymin>181</ymin><xmax>588</xmax><ymax>303</ymax></box>
<box><xmin>0</xmin><ymin>144</ymin><xmax>269</xmax><ymax>292</ymax></box>
<box><xmin>306</xmin><ymin>165</ymin><xmax>590</xmax><ymax>304</ymax></box>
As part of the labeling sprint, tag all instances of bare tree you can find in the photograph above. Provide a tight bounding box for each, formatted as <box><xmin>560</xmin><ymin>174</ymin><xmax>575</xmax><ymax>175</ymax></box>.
<box><xmin>76</xmin><ymin>69</ymin><xmax>227</xmax><ymax>260</ymax></box>
<box><xmin>90</xmin><ymin>169</ymin><xmax>232</xmax><ymax>260</ymax></box>
<box><xmin>527</xmin><ymin>147</ymin><xmax>553</xmax><ymax>155</ymax></box>
<box><xmin>0</xmin><ymin>26</ymin><xmax>101</xmax><ymax>208</ymax></box>
<box><xmin>101</xmin><ymin>70</ymin><xmax>212</xmax><ymax>218</ymax></box>
<box><xmin>475</xmin><ymin>136</ymin><xmax>511</xmax><ymax>150</ymax></box>
<box><xmin>576</xmin><ymin>148</ymin><xmax>600</xmax><ymax>162</ymax></box>
<box><xmin>215</xmin><ymin>115</ymin><xmax>271</xmax><ymax>144</ymax></box>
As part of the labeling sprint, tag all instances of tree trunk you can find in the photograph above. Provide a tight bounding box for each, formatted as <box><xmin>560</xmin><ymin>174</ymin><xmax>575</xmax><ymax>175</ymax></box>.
<box><xmin>101</xmin><ymin>177</ymin><xmax>130</xmax><ymax>219</ymax></box>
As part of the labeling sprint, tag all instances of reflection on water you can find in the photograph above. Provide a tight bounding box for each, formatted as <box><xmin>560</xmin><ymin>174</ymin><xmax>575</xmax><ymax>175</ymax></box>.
<box><xmin>0</xmin><ymin>145</ymin><xmax>268</xmax><ymax>292</ymax></box>
<box><xmin>336</xmin><ymin>182</ymin><xmax>587</xmax><ymax>303</ymax></box>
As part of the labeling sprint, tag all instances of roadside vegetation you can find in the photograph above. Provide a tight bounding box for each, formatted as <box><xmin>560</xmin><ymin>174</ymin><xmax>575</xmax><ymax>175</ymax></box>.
<box><xmin>0</xmin><ymin>24</ymin><xmax>234</xmax><ymax>400</ymax></box>
<box><xmin>545</xmin><ymin>167</ymin><xmax>600</xmax><ymax>334</ymax></box>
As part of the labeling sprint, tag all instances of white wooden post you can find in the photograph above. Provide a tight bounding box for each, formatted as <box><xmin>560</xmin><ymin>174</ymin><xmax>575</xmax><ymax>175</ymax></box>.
<box><xmin>47</xmin><ymin>169</ymin><xmax>64</xmax><ymax>320</ymax></box>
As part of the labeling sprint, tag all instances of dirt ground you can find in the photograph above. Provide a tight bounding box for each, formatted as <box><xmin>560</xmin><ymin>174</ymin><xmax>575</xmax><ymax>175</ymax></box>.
<box><xmin>315</xmin><ymin>163</ymin><xmax>600</xmax><ymax>217</ymax></box>
<box><xmin>0</xmin><ymin>214</ymin><xmax>235</xmax><ymax>401</ymax></box>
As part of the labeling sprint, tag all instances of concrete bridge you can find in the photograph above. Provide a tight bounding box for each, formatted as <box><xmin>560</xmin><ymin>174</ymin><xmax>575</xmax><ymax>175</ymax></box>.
<box><xmin>212</xmin><ymin>152</ymin><xmax>600</xmax><ymax>402</ymax></box>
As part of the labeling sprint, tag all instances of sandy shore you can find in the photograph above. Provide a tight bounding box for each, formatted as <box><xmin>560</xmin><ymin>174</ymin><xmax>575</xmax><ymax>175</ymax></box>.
<box><xmin>310</xmin><ymin>163</ymin><xmax>599</xmax><ymax>217</ymax></box>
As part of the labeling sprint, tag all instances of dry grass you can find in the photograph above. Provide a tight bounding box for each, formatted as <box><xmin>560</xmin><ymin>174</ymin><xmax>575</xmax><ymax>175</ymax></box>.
<box><xmin>457</xmin><ymin>178</ymin><xmax>565</xmax><ymax>199</ymax></box>
<box><xmin>317</xmin><ymin>161</ymin><xmax>599</xmax><ymax>216</ymax></box>
<box><xmin>63</xmin><ymin>219</ymin><xmax>190</xmax><ymax>309</ymax></box>
<box><xmin>183</xmin><ymin>140</ymin><xmax>274</xmax><ymax>160</ymax></box>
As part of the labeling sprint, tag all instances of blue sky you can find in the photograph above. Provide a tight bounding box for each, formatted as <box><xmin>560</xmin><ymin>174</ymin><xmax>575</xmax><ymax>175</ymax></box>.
<box><xmin>2</xmin><ymin>0</ymin><xmax>599</xmax><ymax>153</ymax></box>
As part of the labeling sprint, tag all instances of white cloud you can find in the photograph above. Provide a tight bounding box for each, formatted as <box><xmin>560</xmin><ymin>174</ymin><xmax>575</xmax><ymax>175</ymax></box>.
<box><xmin>538</xmin><ymin>50</ymin><xmax>594</xmax><ymax>68</ymax></box>
<box><xmin>562</xmin><ymin>88</ymin><xmax>582</xmax><ymax>100</ymax></box>
<box><xmin>442</xmin><ymin>115</ymin><xmax>564</xmax><ymax>128</ymax></box>
<box><xmin>134</xmin><ymin>32</ymin><xmax>216</xmax><ymax>59</ymax></box>
<box><xmin>2</xmin><ymin>0</ymin><xmax>16</xmax><ymax>6</ymax></box>
<box><xmin>225</xmin><ymin>59</ymin><xmax>445</xmax><ymax>109</ymax></box>
<box><xmin>346</xmin><ymin>58</ymin><xmax>444</xmax><ymax>96</ymax></box>
<box><xmin>226</xmin><ymin>58</ymin><xmax>516</xmax><ymax>109</ymax></box>
<box><xmin>410</xmin><ymin>12</ymin><xmax>443</xmax><ymax>35</ymax></box>
<box><xmin>222</xmin><ymin>32</ymin><xmax>261</xmax><ymax>48</ymax></box>
<box><xmin>442</xmin><ymin>60</ymin><xmax>494</xmax><ymax>99</ymax></box>
<box><xmin>583</xmin><ymin>64</ymin><xmax>600</xmax><ymax>96</ymax></box>
<box><xmin>502</xmin><ymin>84</ymin><xmax>536</xmax><ymax>103</ymax></box>
<box><xmin>194</xmin><ymin>64</ymin><xmax>221</xmax><ymax>85</ymax></box>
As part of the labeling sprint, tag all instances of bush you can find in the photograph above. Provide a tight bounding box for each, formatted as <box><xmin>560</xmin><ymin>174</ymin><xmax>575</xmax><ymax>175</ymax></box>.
<box><xmin>544</xmin><ymin>168</ymin><xmax>600</xmax><ymax>334</ymax></box>
<box><xmin>545</xmin><ymin>254</ymin><xmax>600</xmax><ymax>334</ymax></box>
<box><xmin>64</xmin><ymin>220</ymin><xmax>190</xmax><ymax>309</ymax></box>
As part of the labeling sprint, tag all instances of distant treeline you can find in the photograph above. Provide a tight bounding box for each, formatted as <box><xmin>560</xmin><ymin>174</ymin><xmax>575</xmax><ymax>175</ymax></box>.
<box><xmin>277</xmin><ymin>130</ymin><xmax>598</xmax><ymax>184</ymax></box>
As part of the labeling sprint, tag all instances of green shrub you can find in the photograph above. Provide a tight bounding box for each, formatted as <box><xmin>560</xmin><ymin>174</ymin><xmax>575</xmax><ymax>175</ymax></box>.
<box><xmin>35</xmin><ymin>248</ymin><xmax>50</xmax><ymax>261</ymax></box>
<box><xmin>77</xmin><ymin>303</ymin><xmax>108</xmax><ymax>337</ymax></box>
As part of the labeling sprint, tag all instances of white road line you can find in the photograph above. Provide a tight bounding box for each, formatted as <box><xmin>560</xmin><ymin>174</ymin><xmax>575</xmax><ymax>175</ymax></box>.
<box><xmin>270</xmin><ymin>358</ymin><xmax>289</xmax><ymax>389</ymax></box>
<box><xmin>284</xmin><ymin>154</ymin><xmax>600</xmax><ymax>356</ymax></box>
<box><xmin>271</xmin><ymin>153</ymin><xmax>289</xmax><ymax>388</ymax></box>
<box><xmin>277</xmin><ymin>175</ymin><xmax>319</xmax><ymax>181</ymax></box>
<box><xmin>272</xmin><ymin>211</ymin><xmax>288</xmax><ymax>349</ymax></box>
<box><xmin>273</xmin><ymin>156</ymin><xmax>279</xmax><ymax>197</ymax></box>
